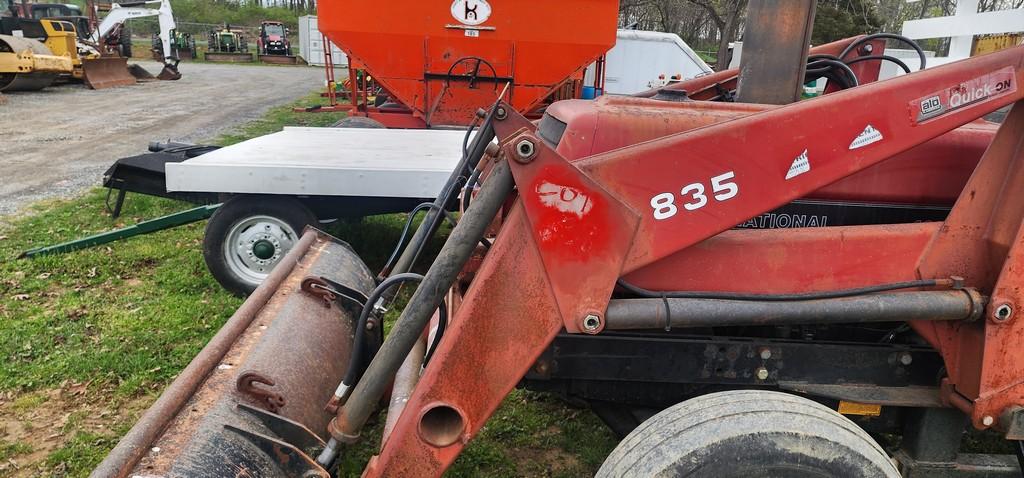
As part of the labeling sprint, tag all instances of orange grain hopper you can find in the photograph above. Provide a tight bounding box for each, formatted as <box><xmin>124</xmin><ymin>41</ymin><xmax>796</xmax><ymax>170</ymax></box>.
<box><xmin>316</xmin><ymin>0</ymin><xmax>618</xmax><ymax>127</ymax></box>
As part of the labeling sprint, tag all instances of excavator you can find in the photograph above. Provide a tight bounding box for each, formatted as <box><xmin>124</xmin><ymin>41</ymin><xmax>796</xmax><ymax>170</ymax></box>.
<box><xmin>87</xmin><ymin>0</ymin><xmax>181</xmax><ymax>85</ymax></box>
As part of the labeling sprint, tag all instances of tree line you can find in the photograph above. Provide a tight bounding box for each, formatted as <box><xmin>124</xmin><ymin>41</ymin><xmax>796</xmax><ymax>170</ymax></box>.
<box><xmin>620</xmin><ymin>0</ymin><xmax>1024</xmax><ymax>70</ymax></box>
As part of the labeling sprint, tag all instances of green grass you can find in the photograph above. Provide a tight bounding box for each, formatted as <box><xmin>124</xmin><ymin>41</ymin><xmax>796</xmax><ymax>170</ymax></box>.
<box><xmin>0</xmin><ymin>441</ymin><xmax>33</xmax><ymax>461</ymax></box>
<box><xmin>0</xmin><ymin>91</ymin><xmax>615</xmax><ymax>476</ymax></box>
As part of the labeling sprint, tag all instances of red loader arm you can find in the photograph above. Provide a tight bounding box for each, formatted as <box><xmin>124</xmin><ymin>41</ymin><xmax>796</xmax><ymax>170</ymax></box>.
<box><xmin>358</xmin><ymin>47</ymin><xmax>1024</xmax><ymax>475</ymax></box>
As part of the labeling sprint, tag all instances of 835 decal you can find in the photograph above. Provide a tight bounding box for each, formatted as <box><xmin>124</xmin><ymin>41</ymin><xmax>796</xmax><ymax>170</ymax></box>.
<box><xmin>649</xmin><ymin>171</ymin><xmax>738</xmax><ymax>220</ymax></box>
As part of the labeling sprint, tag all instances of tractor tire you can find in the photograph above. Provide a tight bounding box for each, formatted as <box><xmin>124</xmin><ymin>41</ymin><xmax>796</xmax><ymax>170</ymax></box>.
<box><xmin>203</xmin><ymin>195</ymin><xmax>317</xmax><ymax>296</ymax></box>
<box><xmin>119</xmin><ymin>28</ymin><xmax>132</xmax><ymax>58</ymax></box>
<box><xmin>597</xmin><ymin>390</ymin><xmax>900</xmax><ymax>478</ymax></box>
<box><xmin>589</xmin><ymin>401</ymin><xmax>658</xmax><ymax>438</ymax></box>
<box><xmin>332</xmin><ymin>116</ymin><xmax>386</xmax><ymax>129</ymax></box>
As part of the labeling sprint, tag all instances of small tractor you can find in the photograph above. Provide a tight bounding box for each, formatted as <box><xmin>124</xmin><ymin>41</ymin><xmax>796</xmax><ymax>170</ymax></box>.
<box><xmin>257</xmin><ymin>20</ymin><xmax>295</xmax><ymax>64</ymax></box>
<box><xmin>152</xmin><ymin>28</ymin><xmax>195</xmax><ymax>61</ymax></box>
<box><xmin>92</xmin><ymin>1</ymin><xmax>1024</xmax><ymax>477</ymax></box>
<box><xmin>205</xmin><ymin>24</ymin><xmax>252</xmax><ymax>63</ymax></box>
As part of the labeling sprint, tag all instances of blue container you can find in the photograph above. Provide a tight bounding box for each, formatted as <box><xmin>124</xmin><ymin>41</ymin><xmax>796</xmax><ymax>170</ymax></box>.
<box><xmin>581</xmin><ymin>86</ymin><xmax>597</xmax><ymax>99</ymax></box>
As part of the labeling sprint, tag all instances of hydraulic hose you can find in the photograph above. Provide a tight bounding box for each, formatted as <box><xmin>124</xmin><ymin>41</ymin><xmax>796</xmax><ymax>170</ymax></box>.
<box><xmin>845</xmin><ymin>54</ymin><xmax>912</xmax><ymax>74</ymax></box>
<box><xmin>839</xmin><ymin>33</ymin><xmax>926</xmax><ymax>72</ymax></box>
<box><xmin>334</xmin><ymin>159</ymin><xmax>514</xmax><ymax>442</ymax></box>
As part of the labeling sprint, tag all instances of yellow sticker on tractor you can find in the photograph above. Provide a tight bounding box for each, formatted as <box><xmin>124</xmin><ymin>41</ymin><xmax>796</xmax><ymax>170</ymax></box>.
<box><xmin>838</xmin><ymin>401</ymin><xmax>882</xmax><ymax>416</ymax></box>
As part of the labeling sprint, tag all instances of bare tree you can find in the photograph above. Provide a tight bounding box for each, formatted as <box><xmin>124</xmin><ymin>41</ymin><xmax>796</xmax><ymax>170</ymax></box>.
<box><xmin>690</xmin><ymin>0</ymin><xmax>748</xmax><ymax>70</ymax></box>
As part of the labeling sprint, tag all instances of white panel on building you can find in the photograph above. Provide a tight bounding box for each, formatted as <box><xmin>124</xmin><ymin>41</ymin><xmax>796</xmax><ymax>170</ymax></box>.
<box><xmin>298</xmin><ymin>15</ymin><xmax>348</xmax><ymax>67</ymax></box>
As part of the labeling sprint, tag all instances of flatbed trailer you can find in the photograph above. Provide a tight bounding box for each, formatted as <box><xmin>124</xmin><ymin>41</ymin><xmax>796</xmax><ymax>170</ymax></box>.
<box><xmin>158</xmin><ymin>127</ymin><xmax>466</xmax><ymax>295</ymax></box>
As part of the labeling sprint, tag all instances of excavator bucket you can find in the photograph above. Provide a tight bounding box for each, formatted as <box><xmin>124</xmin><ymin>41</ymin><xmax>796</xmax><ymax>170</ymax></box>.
<box><xmin>156</xmin><ymin>62</ymin><xmax>182</xmax><ymax>81</ymax></box>
<box><xmin>92</xmin><ymin>229</ymin><xmax>372</xmax><ymax>477</ymax></box>
<box><xmin>82</xmin><ymin>56</ymin><xmax>136</xmax><ymax>89</ymax></box>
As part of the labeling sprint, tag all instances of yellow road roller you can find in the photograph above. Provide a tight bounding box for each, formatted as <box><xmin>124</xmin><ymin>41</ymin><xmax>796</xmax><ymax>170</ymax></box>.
<box><xmin>0</xmin><ymin>18</ymin><xmax>74</xmax><ymax>92</ymax></box>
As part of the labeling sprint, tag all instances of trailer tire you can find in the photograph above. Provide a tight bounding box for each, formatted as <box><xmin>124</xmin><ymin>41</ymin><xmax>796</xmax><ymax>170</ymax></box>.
<box><xmin>597</xmin><ymin>390</ymin><xmax>899</xmax><ymax>478</ymax></box>
<box><xmin>203</xmin><ymin>195</ymin><xmax>316</xmax><ymax>296</ymax></box>
<box><xmin>332</xmin><ymin>116</ymin><xmax>386</xmax><ymax>129</ymax></box>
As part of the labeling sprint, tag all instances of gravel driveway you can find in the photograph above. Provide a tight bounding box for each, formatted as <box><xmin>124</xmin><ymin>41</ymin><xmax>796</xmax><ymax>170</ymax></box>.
<box><xmin>0</xmin><ymin>60</ymin><xmax>324</xmax><ymax>215</ymax></box>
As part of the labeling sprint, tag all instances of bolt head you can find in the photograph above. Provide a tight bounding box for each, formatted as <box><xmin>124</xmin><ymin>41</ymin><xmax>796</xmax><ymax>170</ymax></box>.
<box><xmin>994</xmin><ymin>304</ymin><xmax>1013</xmax><ymax>322</ymax></box>
<box><xmin>759</xmin><ymin>348</ymin><xmax>772</xmax><ymax>360</ymax></box>
<box><xmin>514</xmin><ymin>139</ymin><xmax>536</xmax><ymax>163</ymax></box>
<box><xmin>756</xmin><ymin>367</ymin><xmax>769</xmax><ymax>380</ymax></box>
<box><xmin>582</xmin><ymin>314</ymin><xmax>601</xmax><ymax>332</ymax></box>
<box><xmin>900</xmin><ymin>353</ymin><xmax>913</xmax><ymax>365</ymax></box>
<box><xmin>983</xmin><ymin>415</ymin><xmax>995</xmax><ymax>427</ymax></box>
<box><xmin>495</xmin><ymin>106</ymin><xmax>507</xmax><ymax>120</ymax></box>
<box><xmin>534</xmin><ymin>361</ymin><xmax>550</xmax><ymax>375</ymax></box>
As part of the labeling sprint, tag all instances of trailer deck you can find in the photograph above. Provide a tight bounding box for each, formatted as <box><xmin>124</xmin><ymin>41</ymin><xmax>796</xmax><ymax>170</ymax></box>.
<box><xmin>165</xmin><ymin>127</ymin><xmax>466</xmax><ymax>199</ymax></box>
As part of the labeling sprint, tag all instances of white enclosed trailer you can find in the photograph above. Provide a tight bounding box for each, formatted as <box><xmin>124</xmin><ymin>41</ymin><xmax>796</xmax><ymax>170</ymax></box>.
<box><xmin>585</xmin><ymin>29</ymin><xmax>713</xmax><ymax>95</ymax></box>
<box><xmin>297</xmin><ymin>15</ymin><xmax>348</xmax><ymax>67</ymax></box>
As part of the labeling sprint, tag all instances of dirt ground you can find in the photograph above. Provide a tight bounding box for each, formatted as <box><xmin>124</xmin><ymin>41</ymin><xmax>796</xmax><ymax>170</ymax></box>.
<box><xmin>0</xmin><ymin>60</ymin><xmax>323</xmax><ymax>216</ymax></box>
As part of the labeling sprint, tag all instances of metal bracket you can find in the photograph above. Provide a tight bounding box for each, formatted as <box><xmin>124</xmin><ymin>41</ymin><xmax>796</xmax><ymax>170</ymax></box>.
<box><xmin>223</xmin><ymin>424</ymin><xmax>328</xmax><ymax>478</ymax></box>
<box><xmin>237</xmin><ymin>403</ymin><xmax>326</xmax><ymax>451</ymax></box>
<box><xmin>236</xmin><ymin>371</ymin><xmax>286</xmax><ymax>414</ymax></box>
<box><xmin>300</xmin><ymin>275</ymin><xmax>369</xmax><ymax>315</ymax></box>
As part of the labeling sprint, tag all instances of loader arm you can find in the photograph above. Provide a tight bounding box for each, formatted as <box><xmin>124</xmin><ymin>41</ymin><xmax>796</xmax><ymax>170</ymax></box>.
<box><xmin>347</xmin><ymin>47</ymin><xmax>1024</xmax><ymax>476</ymax></box>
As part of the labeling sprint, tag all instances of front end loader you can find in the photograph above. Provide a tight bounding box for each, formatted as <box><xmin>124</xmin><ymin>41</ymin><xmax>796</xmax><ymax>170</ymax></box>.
<box><xmin>92</xmin><ymin>28</ymin><xmax>1024</xmax><ymax>476</ymax></box>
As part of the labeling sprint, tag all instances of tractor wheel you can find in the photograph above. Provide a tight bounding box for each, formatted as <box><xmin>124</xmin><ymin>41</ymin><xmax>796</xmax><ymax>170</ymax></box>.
<box><xmin>332</xmin><ymin>116</ymin><xmax>386</xmax><ymax>129</ymax></box>
<box><xmin>597</xmin><ymin>390</ymin><xmax>900</xmax><ymax>478</ymax></box>
<box><xmin>203</xmin><ymin>195</ymin><xmax>317</xmax><ymax>296</ymax></box>
<box><xmin>589</xmin><ymin>401</ymin><xmax>658</xmax><ymax>438</ymax></box>
<box><xmin>119</xmin><ymin>28</ymin><xmax>132</xmax><ymax>58</ymax></box>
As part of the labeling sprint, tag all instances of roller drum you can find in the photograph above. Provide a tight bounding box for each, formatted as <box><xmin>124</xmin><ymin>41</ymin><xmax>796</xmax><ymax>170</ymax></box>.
<box><xmin>0</xmin><ymin>35</ymin><xmax>58</xmax><ymax>92</ymax></box>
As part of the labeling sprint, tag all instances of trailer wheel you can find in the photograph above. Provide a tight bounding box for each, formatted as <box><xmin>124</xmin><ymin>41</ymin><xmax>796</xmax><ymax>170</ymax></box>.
<box><xmin>597</xmin><ymin>390</ymin><xmax>899</xmax><ymax>478</ymax></box>
<box><xmin>203</xmin><ymin>195</ymin><xmax>316</xmax><ymax>296</ymax></box>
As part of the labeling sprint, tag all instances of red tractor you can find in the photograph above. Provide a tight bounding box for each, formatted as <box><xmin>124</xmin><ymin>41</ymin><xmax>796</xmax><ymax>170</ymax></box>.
<box><xmin>93</xmin><ymin>2</ymin><xmax>1024</xmax><ymax>477</ymax></box>
<box><xmin>257</xmin><ymin>20</ymin><xmax>290</xmax><ymax>56</ymax></box>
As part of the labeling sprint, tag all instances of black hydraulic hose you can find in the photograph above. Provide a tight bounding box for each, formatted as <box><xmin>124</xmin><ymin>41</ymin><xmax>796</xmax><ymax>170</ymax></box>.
<box><xmin>616</xmin><ymin>278</ymin><xmax>949</xmax><ymax>302</ymax></box>
<box><xmin>342</xmin><ymin>273</ymin><xmax>447</xmax><ymax>388</ymax></box>
<box><xmin>338</xmin><ymin>160</ymin><xmax>515</xmax><ymax>436</ymax></box>
<box><xmin>845</xmin><ymin>54</ymin><xmax>912</xmax><ymax>74</ymax></box>
<box><xmin>461</xmin><ymin>167</ymin><xmax>483</xmax><ymax>212</ymax></box>
<box><xmin>805</xmin><ymin>58</ymin><xmax>859</xmax><ymax>87</ymax></box>
<box><xmin>422</xmin><ymin>300</ymin><xmax>447</xmax><ymax>366</ymax></box>
<box><xmin>387</xmin><ymin>111</ymin><xmax>497</xmax><ymax>280</ymax></box>
<box><xmin>805</xmin><ymin>70</ymin><xmax>852</xmax><ymax>90</ymax></box>
<box><xmin>405</xmin><ymin>179</ymin><xmax>466</xmax><ymax>271</ymax></box>
<box><xmin>462</xmin><ymin>116</ymin><xmax>481</xmax><ymax>160</ymax></box>
<box><xmin>379</xmin><ymin>202</ymin><xmax>458</xmax><ymax>278</ymax></box>
<box><xmin>839</xmin><ymin>33</ymin><xmax>926</xmax><ymax>72</ymax></box>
